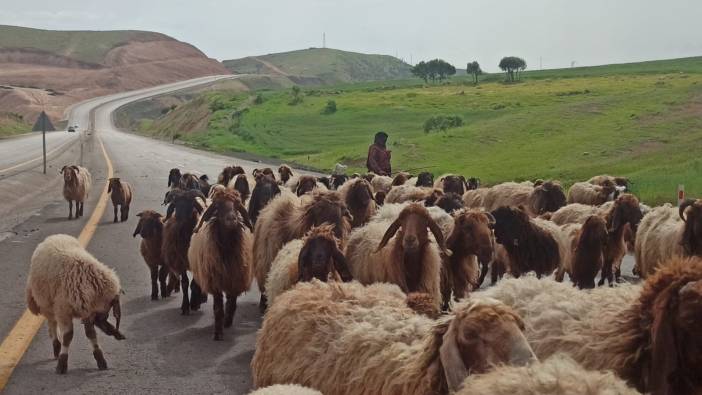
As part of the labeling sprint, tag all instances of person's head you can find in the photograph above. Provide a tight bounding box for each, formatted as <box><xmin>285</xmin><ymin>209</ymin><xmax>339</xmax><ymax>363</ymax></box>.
<box><xmin>374</xmin><ymin>131</ymin><xmax>388</xmax><ymax>146</ymax></box>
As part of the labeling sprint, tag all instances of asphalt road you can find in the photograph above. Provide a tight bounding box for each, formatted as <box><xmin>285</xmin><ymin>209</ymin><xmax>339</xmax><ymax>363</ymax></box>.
<box><xmin>0</xmin><ymin>131</ymin><xmax>78</xmax><ymax>174</ymax></box>
<box><xmin>0</xmin><ymin>75</ymin><xmax>639</xmax><ymax>394</ymax></box>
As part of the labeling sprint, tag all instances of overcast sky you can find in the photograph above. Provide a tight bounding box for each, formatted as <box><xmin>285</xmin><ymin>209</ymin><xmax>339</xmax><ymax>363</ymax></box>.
<box><xmin>2</xmin><ymin>0</ymin><xmax>702</xmax><ymax>71</ymax></box>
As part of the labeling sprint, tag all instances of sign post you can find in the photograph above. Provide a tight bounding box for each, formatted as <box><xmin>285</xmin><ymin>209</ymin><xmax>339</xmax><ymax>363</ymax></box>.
<box><xmin>31</xmin><ymin>111</ymin><xmax>56</xmax><ymax>174</ymax></box>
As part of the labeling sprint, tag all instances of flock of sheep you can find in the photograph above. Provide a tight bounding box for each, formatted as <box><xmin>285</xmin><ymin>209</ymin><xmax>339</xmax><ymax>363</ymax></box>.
<box><xmin>23</xmin><ymin>163</ymin><xmax>702</xmax><ymax>395</ymax></box>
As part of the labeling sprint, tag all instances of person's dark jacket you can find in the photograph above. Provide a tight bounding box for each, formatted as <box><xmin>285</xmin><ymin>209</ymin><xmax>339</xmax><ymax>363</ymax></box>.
<box><xmin>367</xmin><ymin>144</ymin><xmax>391</xmax><ymax>176</ymax></box>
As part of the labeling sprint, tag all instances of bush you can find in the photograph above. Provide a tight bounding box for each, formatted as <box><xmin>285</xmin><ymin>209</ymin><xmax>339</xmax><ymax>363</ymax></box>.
<box><xmin>209</xmin><ymin>99</ymin><xmax>227</xmax><ymax>112</ymax></box>
<box><xmin>322</xmin><ymin>100</ymin><xmax>337</xmax><ymax>115</ymax></box>
<box><xmin>253</xmin><ymin>94</ymin><xmax>264</xmax><ymax>105</ymax></box>
<box><xmin>423</xmin><ymin>115</ymin><xmax>464</xmax><ymax>133</ymax></box>
<box><xmin>289</xmin><ymin>86</ymin><xmax>304</xmax><ymax>106</ymax></box>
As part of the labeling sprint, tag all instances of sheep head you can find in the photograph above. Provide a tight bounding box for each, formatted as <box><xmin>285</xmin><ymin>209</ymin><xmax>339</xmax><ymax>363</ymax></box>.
<box><xmin>60</xmin><ymin>165</ymin><xmax>80</xmax><ymax>184</ymax></box>
<box><xmin>374</xmin><ymin>191</ymin><xmax>386</xmax><ymax>206</ymax></box>
<box><xmin>490</xmin><ymin>206</ymin><xmax>529</xmax><ymax>248</ymax></box>
<box><xmin>432</xmin><ymin>193</ymin><xmax>465</xmax><ymax>215</ymax></box>
<box><xmin>133</xmin><ymin>210</ymin><xmax>163</xmax><ymax>238</ymax></box>
<box><xmin>529</xmin><ymin>180</ymin><xmax>566</xmax><ymax>215</ymax></box>
<box><xmin>296</xmin><ymin>176</ymin><xmax>318</xmax><ymax>196</ymax></box>
<box><xmin>466</xmin><ymin>177</ymin><xmax>480</xmax><ymax>191</ymax></box>
<box><xmin>446</xmin><ymin>210</ymin><xmax>495</xmax><ymax>266</ymax></box>
<box><xmin>609</xmin><ymin>193</ymin><xmax>643</xmax><ymax>233</ymax></box>
<box><xmin>431</xmin><ymin>298</ymin><xmax>536</xmax><ymax>393</ymax></box>
<box><xmin>300</xmin><ymin>191</ymin><xmax>352</xmax><ymax>243</ymax></box>
<box><xmin>392</xmin><ymin>172</ymin><xmax>410</xmax><ymax>186</ymax></box>
<box><xmin>376</xmin><ymin>203</ymin><xmax>452</xmax><ymax>257</ymax></box>
<box><xmin>297</xmin><ymin>224</ymin><xmax>352</xmax><ymax>283</ymax></box>
<box><xmin>165</xmin><ymin>189</ymin><xmax>205</xmax><ymax>221</ymax></box>
<box><xmin>167</xmin><ymin>168</ymin><xmax>181</xmax><ymax>188</ymax></box>
<box><xmin>441</xmin><ymin>175</ymin><xmax>467</xmax><ymax>196</ymax></box>
<box><xmin>196</xmin><ymin>189</ymin><xmax>252</xmax><ymax>233</ymax></box>
<box><xmin>233</xmin><ymin>174</ymin><xmax>251</xmax><ymax>201</ymax></box>
<box><xmin>107</xmin><ymin>177</ymin><xmax>122</xmax><ymax>194</ymax></box>
<box><xmin>679</xmin><ymin>199</ymin><xmax>702</xmax><ymax>256</ymax></box>
<box><xmin>330</xmin><ymin>174</ymin><xmax>348</xmax><ymax>190</ymax></box>
<box><xmin>416</xmin><ymin>172</ymin><xmax>434</xmax><ymax>187</ymax></box>
<box><xmin>179</xmin><ymin>173</ymin><xmax>200</xmax><ymax>191</ymax></box>
<box><xmin>219</xmin><ymin>166</ymin><xmax>244</xmax><ymax>185</ymax></box>
<box><xmin>278</xmin><ymin>165</ymin><xmax>293</xmax><ymax>183</ymax></box>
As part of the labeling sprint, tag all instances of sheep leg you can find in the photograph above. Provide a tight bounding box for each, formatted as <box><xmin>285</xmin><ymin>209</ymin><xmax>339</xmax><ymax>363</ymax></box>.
<box><xmin>554</xmin><ymin>267</ymin><xmax>565</xmax><ymax>282</ymax></box>
<box><xmin>68</xmin><ymin>200</ymin><xmax>73</xmax><ymax>220</ymax></box>
<box><xmin>158</xmin><ymin>265</ymin><xmax>170</xmax><ymax>298</ymax></box>
<box><xmin>47</xmin><ymin>318</ymin><xmax>60</xmax><ymax>359</ymax></box>
<box><xmin>55</xmin><ymin>319</ymin><xmax>73</xmax><ymax>374</ymax></box>
<box><xmin>224</xmin><ymin>294</ymin><xmax>237</xmax><ymax>328</ymax></box>
<box><xmin>477</xmin><ymin>262</ymin><xmax>489</xmax><ymax>288</ymax></box>
<box><xmin>150</xmin><ymin>265</ymin><xmax>159</xmax><ymax>300</ymax></box>
<box><xmin>180</xmin><ymin>271</ymin><xmax>190</xmax><ymax>315</ymax></box>
<box><xmin>598</xmin><ymin>260</ymin><xmax>614</xmax><ymax>287</ymax></box>
<box><xmin>189</xmin><ymin>280</ymin><xmax>204</xmax><ymax>311</ymax></box>
<box><xmin>258</xmin><ymin>294</ymin><xmax>267</xmax><ymax>314</ymax></box>
<box><xmin>213</xmin><ymin>293</ymin><xmax>224</xmax><ymax>341</ymax></box>
<box><xmin>121</xmin><ymin>205</ymin><xmax>129</xmax><ymax>222</ymax></box>
<box><xmin>84</xmin><ymin>321</ymin><xmax>107</xmax><ymax>370</ymax></box>
<box><xmin>113</xmin><ymin>205</ymin><xmax>118</xmax><ymax>223</ymax></box>
<box><xmin>167</xmin><ymin>272</ymin><xmax>180</xmax><ymax>294</ymax></box>
<box><xmin>78</xmin><ymin>201</ymin><xmax>84</xmax><ymax>217</ymax></box>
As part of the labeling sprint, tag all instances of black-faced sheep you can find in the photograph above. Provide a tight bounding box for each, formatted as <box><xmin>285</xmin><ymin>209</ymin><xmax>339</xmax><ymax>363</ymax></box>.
<box><xmin>167</xmin><ymin>168</ymin><xmax>182</xmax><ymax>188</ymax></box>
<box><xmin>248</xmin><ymin>174</ymin><xmax>281</xmax><ymax>225</ymax></box>
<box><xmin>434</xmin><ymin>174</ymin><xmax>469</xmax><ymax>195</ymax></box>
<box><xmin>61</xmin><ymin>165</ymin><xmax>92</xmax><ymax>219</ymax></box>
<box><xmin>337</xmin><ymin>178</ymin><xmax>376</xmax><ymax>227</ymax></box>
<box><xmin>490</xmin><ymin>206</ymin><xmax>570</xmax><ymax>279</ymax></box>
<box><xmin>26</xmin><ymin>234</ymin><xmax>124</xmax><ymax>374</ymax></box>
<box><xmin>374</xmin><ymin>190</ymin><xmax>386</xmax><ymax>206</ymax></box>
<box><xmin>162</xmin><ymin>189</ymin><xmax>207</xmax><ymax>315</ymax></box>
<box><xmin>108</xmin><ymin>177</ymin><xmax>133</xmax><ymax>223</ymax></box>
<box><xmin>483</xmin><ymin>181</ymin><xmax>567</xmax><ymax>216</ymax></box>
<box><xmin>635</xmin><ymin>199</ymin><xmax>702</xmax><ymax>278</ymax></box>
<box><xmin>567</xmin><ymin>180</ymin><xmax>616</xmax><ymax>206</ymax></box>
<box><xmin>188</xmin><ymin>190</ymin><xmax>252</xmax><ymax>340</ymax></box>
<box><xmin>218</xmin><ymin>166</ymin><xmax>245</xmax><ymax>186</ymax></box>
<box><xmin>232</xmin><ymin>174</ymin><xmax>251</xmax><ymax>203</ymax></box>
<box><xmin>251</xmin><ymin>280</ymin><xmax>536</xmax><ymax>394</ymax></box>
<box><xmin>480</xmin><ymin>256</ymin><xmax>702</xmax><ymax>395</ymax></box>
<box><xmin>428</xmin><ymin>192</ymin><xmax>465</xmax><ymax>214</ymax></box>
<box><xmin>253</xmin><ymin>190</ymin><xmax>352</xmax><ymax>311</ymax></box>
<box><xmin>414</xmin><ymin>171</ymin><xmax>434</xmax><ymax>187</ymax></box>
<box><xmin>133</xmin><ymin>210</ymin><xmax>178</xmax><ymax>300</ymax></box>
<box><xmin>345</xmin><ymin>203</ymin><xmax>452</xmax><ymax>309</ymax></box>
<box><xmin>277</xmin><ymin>164</ymin><xmax>293</xmax><ymax>185</ymax></box>
<box><xmin>330</xmin><ymin>174</ymin><xmax>348</xmax><ymax>190</ymax></box>
<box><xmin>265</xmin><ymin>224</ymin><xmax>352</xmax><ymax>305</ymax></box>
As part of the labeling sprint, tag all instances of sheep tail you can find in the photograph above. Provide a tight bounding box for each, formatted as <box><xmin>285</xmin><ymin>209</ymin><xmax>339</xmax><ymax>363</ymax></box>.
<box><xmin>26</xmin><ymin>287</ymin><xmax>40</xmax><ymax>315</ymax></box>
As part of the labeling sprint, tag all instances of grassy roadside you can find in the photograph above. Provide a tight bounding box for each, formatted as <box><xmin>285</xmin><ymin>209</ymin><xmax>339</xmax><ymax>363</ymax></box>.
<box><xmin>0</xmin><ymin>113</ymin><xmax>31</xmax><ymax>138</ymax></box>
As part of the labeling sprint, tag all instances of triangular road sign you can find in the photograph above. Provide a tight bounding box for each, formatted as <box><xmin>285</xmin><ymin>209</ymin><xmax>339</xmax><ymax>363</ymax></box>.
<box><xmin>32</xmin><ymin>111</ymin><xmax>55</xmax><ymax>132</ymax></box>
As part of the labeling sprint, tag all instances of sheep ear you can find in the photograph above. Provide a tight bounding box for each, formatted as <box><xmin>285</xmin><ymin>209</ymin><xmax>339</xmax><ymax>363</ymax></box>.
<box><xmin>237</xmin><ymin>204</ymin><xmax>254</xmax><ymax>232</ymax></box>
<box><xmin>332</xmin><ymin>243</ymin><xmax>353</xmax><ymax>282</ymax></box>
<box><xmin>439</xmin><ymin>319</ymin><xmax>468</xmax><ymax>393</ymax></box>
<box><xmin>428</xmin><ymin>215</ymin><xmax>452</xmax><ymax>257</ymax></box>
<box><xmin>132</xmin><ymin>221</ymin><xmax>142</xmax><ymax>238</ymax></box>
<box><xmin>195</xmin><ymin>204</ymin><xmax>216</xmax><ymax>233</ymax></box>
<box><xmin>60</xmin><ymin>165</ymin><xmax>67</xmax><ymax>174</ymax></box>
<box><xmin>376</xmin><ymin>217</ymin><xmax>402</xmax><ymax>252</ymax></box>
<box><xmin>648</xmin><ymin>290</ymin><xmax>680</xmax><ymax>395</ymax></box>
<box><xmin>297</xmin><ymin>242</ymin><xmax>312</xmax><ymax>282</ymax></box>
<box><xmin>107</xmin><ymin>181</ymin><xmax>112</xmax><ymax>193</ymax></box>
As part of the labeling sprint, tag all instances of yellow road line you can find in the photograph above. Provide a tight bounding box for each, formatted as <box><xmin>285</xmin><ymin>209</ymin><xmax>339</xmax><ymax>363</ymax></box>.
<box><xmin>0</xmin><ymin>134</ymin><xmax>79</xmax><ymax>174</ymax></box>
<box><xmin>0</xmin><ymin>134</ymin><xmax>113</xmax><ymax>390</ymax></box>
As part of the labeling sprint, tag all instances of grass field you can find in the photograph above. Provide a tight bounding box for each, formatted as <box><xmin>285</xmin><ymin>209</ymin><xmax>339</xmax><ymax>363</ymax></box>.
<box><xmin>123</xmin><ymin>57</ymin><xmax>702</xmax><ymax>205</ymax></box>
<box><xmin>0</xmin><ymin>25</ymin><xmax>164</xmax><ymax>65</ymax></box>
<box><xmin>0</xmin><ymin>112</ymin><xmax>30</xmax><ymax>138</ymax></box>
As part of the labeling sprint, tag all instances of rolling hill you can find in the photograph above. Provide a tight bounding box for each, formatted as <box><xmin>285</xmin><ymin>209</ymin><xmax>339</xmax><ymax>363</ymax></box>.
<box><xmin>0</xmin><ymin>24</ymin><xmax>229</xmax><ymax>133</ymax></box>
<box><xmin>223</xmin><ymin>48</ymin><xmax>412</xmax><ymax>85</ymax></box>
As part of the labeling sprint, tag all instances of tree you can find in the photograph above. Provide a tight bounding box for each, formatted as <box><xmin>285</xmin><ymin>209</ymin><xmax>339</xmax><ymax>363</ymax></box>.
<box><xmin>466</xmin><ymin>61</ymin><xmax>482</xmax><ymax>84</ymax></box>
<box><xmin>411</xmin><ymin>61</ymin><xmax>429</xmax><ymax>83</ymax></box>
<box><xmin>412</xmin><ymin>59</ymin><xmax>456</xmax><ymax>83</ymax></box>
<box><xmin>498</xmin><ymin>56</ymin><xmax>527</xmax><ymax>82</ymax></box>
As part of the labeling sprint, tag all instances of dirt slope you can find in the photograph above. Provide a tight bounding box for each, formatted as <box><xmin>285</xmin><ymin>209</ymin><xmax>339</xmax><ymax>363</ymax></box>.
<box><xmin>0</xmin><ymin>25</ymin><xmax>229</xmax><ymax>123</ymax></box>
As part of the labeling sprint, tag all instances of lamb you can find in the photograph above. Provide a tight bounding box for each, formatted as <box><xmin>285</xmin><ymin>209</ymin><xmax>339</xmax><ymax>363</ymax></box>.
<box><xmin>635</xmin><ymin>199</ymin><xmax>702</xmax><ymax>277</ymax></box>
<box><xmin>60</xmin><ymin>165</ymin><xmax>92</xmax><ymax>219</ymax></box>
<box><xmin>249</xmin><ymin>385</ymin><xmax>322</xmax><ymax>395</ymax></box>
<box><xmin>337</xmin><ymin>178</ymin><xmax>377</xmax><ymax>227</ymax></box>
<box><xmin>26</xmin><ymin>234</ymin><xmax>125</xmax><ymax>374</ymax></box>
<box><xmin>248</xmin><ymin>174</ymin><xmax>281</xmax><ymax>225</ymax></box>
<box><xmin>253</xmin><ymin>190</ymin><xmax>352</xmax><ymax>311</ymax></box>
<box><xmin>479</xmin><ymin>256</ymin><xmax>702</xmax><ymax>395</ymax></box>
<box><xmin>482</xmin><ymin>180</ymin><xmax>567</xmax><ymax>216</ymax></box>
<box><xmin>434</xmin><ymin>174</ymin><xmax>469</xmax><ymax>195</ymax></box>
<box><xmin>107</xmin><ymin>177</ymin><xmax>133</xmax><ymax>223</ymax></box>
<box><xmin>264</xmin><ymin>224</ymin><xmax>352</xmax><ymax>306</ymax></box>
<box><xmin>567</xmin><ymin>180</ymin><xmax>616</xmax><ymax>205</ymax></box>
<box><xmin>556</xmin><ymin>215</ymin><xmax>609</xmax><ymax>289</ymax></box>
<box><xmin>490</xmin><ymin>205</ymin><xmax>570</xmax><ymax>279</ymax></box>
<box><xmin>133</xmin><ymin>210</ymin><xmax>178</xmax><ymax>300</ymax></box>
<box><xmin>345</xmin><ymin>203</ymin><xmax>452</xmax><ymax>308</ymax></box>
<box><xmin>251</xmin><ymin>280</ymin><xmax>536</xmax><ymax>394</ymax></box>
<box><xmin>277</xmin><ymin>164</ymin><xmax>294</xmax><ymax>185</ymax></box>
<box><xmin>188</xmin><ymin>189</ymin><xmax>253</xmax><ymax>340</ymax></box>
<box><xmin>462</xmin><ymin>188</ymin><xmax>489</xmax><ymax>209</ymax></box>
<box><xmin>162</xmin><ymin>189</ymin><xmax>207</xmax><ymax>315</ymax></box>
<box><xmin>458</xmin><ymin>354</ymin><xmax>641</xmax><ymax>395</ymax></box>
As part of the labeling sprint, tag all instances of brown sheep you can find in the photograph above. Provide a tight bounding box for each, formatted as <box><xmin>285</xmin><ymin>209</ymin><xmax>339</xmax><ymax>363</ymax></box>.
<box><xmin>162</xmin><ymin>189</ymin><xmax>207</xmax><ymax>315</ymax></box>
<box><xmin>295</xmin><ymin>175</ymin><xmax>320</xmax><ymax>196</ymax></box>
<box><xmin>167</xmin><ymin>168</ymin><xmax>182</xmax><ymax>188</ymax></box>
<box><xmin>248</xmin><ymin>175</ymin><xmax>281</xmax><ymax>225</ymax></box>
<box><xmin>277</xmin><ymin>165</ymin><xmax>293</xmax><ymax>185</ymax></box>
<box><xmin>179</xmin><ymin>173</ymin><xmax>201</xmax><ymax>191</ymax></box>
<box><xmin>61</xmin><ymin>165</ymin><xmax>92</xmax><ymax>220</ymax></box>
<box><xmin>338</xmin><ymin>178</ymin><xmax>376</xmax><ymax>227</ymax></box>
<box><xmin>218</xmin><ymin>166</ymin><xmax>245</xmax><ymax>186</ymax></box>
<box><xmin>107</xmin><ymin>178</ymin><xmax>133</xmax><ymax>223</ymax></box>
<box><xmin>374</xmin><ymin>191</ymin><xmax>386</xmax><ymax>206</ymax></box>
<box><xmin>232</xmin><ymin>174</ymin><xmax>251</xmax><ymax>203</ymax></box>
<box><xmin>189</xmin><ymin>190</ymin><xmax>253</xmax><ymax>340</ymax></box>
<box><xmin>253</xmin><ymin>190</ymin><xmax>352</xmax><ymax>311</ymax></box>
<box><xmin>391</xmin><ymin>172</ymin><xmax>411</xmax><ymax>186</ymax></box>
<box><xmin>133</xmin><ymin>210</ymin><xmax>178</xmax><ymax>300</ymax></box>
<box><xmin>564</xmin><ymin>215</ymin><xmax>609</xmax><ymax>289</ymax></box>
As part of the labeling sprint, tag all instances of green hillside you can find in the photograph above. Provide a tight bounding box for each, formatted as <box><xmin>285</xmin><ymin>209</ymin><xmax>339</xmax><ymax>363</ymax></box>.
<box><xmin>223</xmin><ymin>48</ymin><xmax>412</xmax><ymax>84</ymax></box>
<box><xmin>0</xmin><ymin>24</ymin><xmax>166</xmax><ymax>65</ymax></box>
<box><xmin>0</xmin><ymin>112</ymin><xmax>30</xmax><ymax>138</ymax></box>
<box><xmin>120</xmin><ymin>56</ymin><xmax>702</xmax><ymax>204</ymax></box>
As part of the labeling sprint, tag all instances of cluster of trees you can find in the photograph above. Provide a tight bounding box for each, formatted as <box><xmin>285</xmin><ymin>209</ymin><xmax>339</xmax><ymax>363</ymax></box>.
<box><xmin>411</xmin><ymin>56</ymin><xmax>528</xmax><ymax>84</ymax></box>
<box><xmin>411</xmin><ymin>59</ymin><xmax>456</xmax><ymax>83</ymax></box>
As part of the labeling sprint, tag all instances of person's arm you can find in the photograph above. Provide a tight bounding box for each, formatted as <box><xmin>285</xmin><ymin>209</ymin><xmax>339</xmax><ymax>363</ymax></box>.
<box><xmin>367</xmin><ymin>145</ymin><xmax>381</xmax><ymax>174</ymax></box>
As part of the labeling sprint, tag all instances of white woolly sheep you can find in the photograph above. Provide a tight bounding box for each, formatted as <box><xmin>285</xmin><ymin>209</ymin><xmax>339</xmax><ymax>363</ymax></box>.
<box><xmin>370</xmin><ymin>174</ymin><xmax>393</xmax><ymax>193</ymax></box>
<box><xmin>251</xmin><ymin>280</ymin><xmax>536</xmax><ymax>394</ymax></box>
<box><xmin>60</xmin><ymin>165</ymin><xmax>92</xmax><ymax>219</ymax></box>
<box><xmin>462</xmin><ymin>188</ymin><xmax>489</xmax><ymax>209</ymax></box>
<box><xmin>26</xmin><ymin>234</ymin><xmax>124</xmax><ymax>374</ymax></box>
<box><xmin>482</xmin><ymin>180</ymin><xmax>566</xmax><ymax>216</ymax></box>
<box><xmin>384</xmin><ymin>183</ymin><xmax>435</xmax><ymax>204</ymax></box>
<box><xmin>567</xmin><ymin>181</ymin><xmax>616</xmax><ymax>206</ymax></box>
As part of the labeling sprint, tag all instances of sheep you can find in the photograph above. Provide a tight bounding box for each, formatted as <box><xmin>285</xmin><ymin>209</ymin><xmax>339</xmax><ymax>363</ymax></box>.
<box><xmin>179</xmin><ymin>172</ymin><xmax>201</xmax><ymax>191</ymax></box>
<box><xmin>330</xmin><ymin>174</ymin><xmax>348</xmax><ymax>190</ymax></box>
<box><xmin>277</xmin><ymin>164</ymin><xmax>293</xmax><ymax>185</ymax></box>
<box><xmin>188</xmin><ymin>189</ymin><xmax>253</xmax><ymax>340</ymax></box>
<box><xmin>441</xmin><ymin>210</ymin><xmax>495</xmax><ymax>309</ymax></box>
<box><xmin>457</xmin><ymin>354</ymin><xmax>642</xmax><ymax>395</ymax></box>
<box><xmin>385</xmin><ymin>183</ymin><xmax>435</xmax><ymax>204</ymax></box>
<box><xmin>635</xmin><ymin>199</ymin><xmax>702</xmax><ymax>278</ymax></box>
<box><xmin>248</xmin><ymin>174</ymin><xmax>281</xmax><ymax>225</ymax></box>
<box><xmin>434</xmin><ymin>174</ymin><xmax>469</xmax><ymax>195</ymax></box>
<box><xmin>337</xmin><ymin>178</ymin><xmax>377</xmax><ymax>227</ymax></box>
<box><xmin>133</xmin><ymin>210</ymin><xmax>179</xmax><ymax>300</ymax></box>
<box><xmin>391</xmin><ymin>172</ymin><xmax>411</xmax><ymax>186</ymax></box>
<box><xmin>477</xmin><ymin>243</ymin><xmax>509</xmax><ymax>287</ymax></box>
<box><xmin>253</xmin><ymin>190</ymin><xmax>352</xmax><ymax>311</ymax></box>
<box><xmin>556</xmin><ymin>215</ymin><xmax>609</xmax><ymax>289</ymax></box>
<box><xmin>286</xmin><ymin>175</ymin><xmax>328</xmax><ymax>196</ymax></box>
<box><xmin>483</xmin><ymin>181</ymin><xmax>567</xmax><ymax>216</ymax></box>
<box><xmin>251</xmin><ymin>280</ymin><xmax>536</xmax><ymax>394</ymax></box>
<box><xmin>462</xmin><ymin>188</ymin><xmax>489</xmax><ymax>209</ymax></box>
<box><xmin>490</xmin><ymin>206</ymin><xmax>570</xmax><ymax>279</ymax></box>
<box><xmin>374</xmin><ymin>190</ymin><xmax>386</xmax><ymax>206</ymax></box>
<box><xmin>218</xmin><ymin>165</ymin><xmax>245</xmax><ymax>186</ymax></box>
<box><xmin>370</xmin><ymin>174</ymin><xmax>393</xmax><ymax>194</ymax></box>
<box><xmin>60</xmin><ymin>165</ymin><xmax>92</xmax><ymax>220</ymax></box>
<box><xmin>567</xmin><ymin>180</ymin><xmax>617</xmax><ymax>205</ymax></box>
<box><xmin>345</xmin><ymin>203</ymin><xmax>452</xmax><ymax>308</ymax></box>
<box><xmin>265</xmin><ymin>224</ymin><xmax>352</xmax><ymax>306</ymax></box>
<box><xmin>479</xmin><ymin>256</ymin><xmax>702</xmax><ymax>395</ymax></box>
<box><xmin>230</xmin><ymin>174</ymin><xmax>251</xmax><ymax>203</ymax></box>
<box><xmin>249</xmin><ymin>385</ymin><xmax>322</xmax><ymax>395</ymax></box>
<box><xmin>428</xmin><ymin>192</ymin><xmax>465</xmax><ymax>214</ymax></box>
<box><xmin>26</xmin><ymin>234</ymin><xmax>124</xmax><ymax>374</ymax></box>
<box><xmin>107</xmin><ymin>177</ymin><xmax>133</xmax><ymax>223</ymax></box>
<box><xmin>316</xmin><ymin>176</ymin><xmax>332</xmax><ymax>189</ymax></box>
<box><xmin>167</xmin><ymin>168</ymin><xmax>182</xmax><ymax>188</ymax></box>
<box><xmin>253</xmin><ymin>167</ymin><xmax>276</xmax><ymax>180</ymax></box>
<box><xmin>414</xmin><ymin>171</ymin><xmax>434</xmax><ymax>187</ymax></box>
<box><xmin>549</xmin><ymin>203</ymin><xmax>599</xmax><ymax>225</ymax></box>
<box><xmin>588</xmin><ymin>174</ymin><xmax>629</xmax><ymax>191</ymax></box>
<box><xmin>162</xmin><ymin>189</ymin><xmax>207</xmax><ymax>315</ymax></box>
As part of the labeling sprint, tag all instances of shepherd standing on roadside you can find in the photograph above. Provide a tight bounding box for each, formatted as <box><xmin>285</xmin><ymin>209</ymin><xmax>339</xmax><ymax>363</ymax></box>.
<box><xmin>366</xmin><ymin>131</ymin><xmax>391</xmax><ymax>176</ymax></box>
